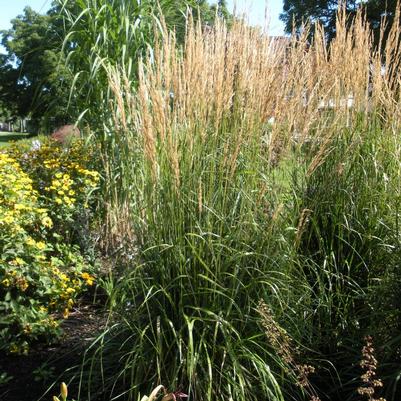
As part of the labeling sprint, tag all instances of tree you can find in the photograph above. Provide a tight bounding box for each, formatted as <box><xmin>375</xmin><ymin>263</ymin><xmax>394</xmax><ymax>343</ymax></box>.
<box><xmin>280</xmin><ymin>0</ymin><xmax>399</xmax><ymax>46</ymax></box>
<box><xmin>0</xmin><ymin>7</ymin><xmax>72</xmax><ymax>132</ymax></box>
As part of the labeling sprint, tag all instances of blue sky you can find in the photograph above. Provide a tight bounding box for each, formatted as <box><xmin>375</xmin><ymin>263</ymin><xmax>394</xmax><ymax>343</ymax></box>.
<box><xmin>0</xmin><ymin>0</ymin><xmax>285</xmax><ymax>33</ymax></box>
<box><xmin>0</xmin><ymin>0</ymin><xmax>51</xmax><ymax>31</ymax></box>
<box><xmin>227</xmin><ymin>1</ymin><xmax>285</xmax><ymax>35</ymax></box>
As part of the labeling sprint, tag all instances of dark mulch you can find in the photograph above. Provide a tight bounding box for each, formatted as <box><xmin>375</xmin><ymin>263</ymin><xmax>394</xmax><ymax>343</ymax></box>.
<box><xmin>0</xmin><ymin>302</ymin><xmax>107</xmax><ymax>401</ymax></box>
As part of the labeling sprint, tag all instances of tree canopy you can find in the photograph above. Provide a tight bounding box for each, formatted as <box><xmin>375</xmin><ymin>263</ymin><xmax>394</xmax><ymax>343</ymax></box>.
<box><xmin>280</xmin><ymin>0</ymin><xmax>399</xmax><ymax>45</ymax></box>
<box><xmin>0</xmin><ymin>6</ymin><xmax>72</xmax><ymax>131</ymax></box>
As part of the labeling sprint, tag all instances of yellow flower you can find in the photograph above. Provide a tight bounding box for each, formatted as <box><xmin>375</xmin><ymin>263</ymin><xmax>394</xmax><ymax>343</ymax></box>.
<box><xmin>63</xmin><ymin>308</ymin><xmax>70</xmax><ymax>319</ymax></box>
<box><xmin>55</xmin><ymin>198</ymin><xmax>63</xmax><ymax>205</ymax></box>
<box><xmin>1</xmin><ymin>278</ymin><xmax>10</xmax><ymax>287</ymax></box>
<box><xmin>17</xmin><ymin>278</ymin><xmax>29</xmax><ymax>291</ymax></box>
<box><xmin>81</xmin><ymin>272</ymin><xmax>95</xmax><ymax>286</ymax></box>
<box><xmin>55</xmin><ymin>172</ymin><xmax>63</xmax><ymax>179</ymax></box>
<box><xmin>14</xmin><ymin>257</ymin><xmax>25</xmax><ymax>266</ymax></box>
<box><xmin>26</xmin><ymin>237</ymin><xmax>36</xmax><ymax>246</ymax></box>
<box><xmin>36</xmin><ymin>241</ymin><xmax>46</xmax><ymax>251</ymax></box>
<box><xmin>59</xmin><ymin>273</ymin><xmax>69</xmax><ymax>282</ymax></box>
<box><xmin>41</xmin><ymin>216</ymin><xmax>53</xmax><ymax>228</ymax></box>
<box><xmin>3</xmin><ymin>215</ymin><xmax>14</xmax><ymax>224</ymax></box>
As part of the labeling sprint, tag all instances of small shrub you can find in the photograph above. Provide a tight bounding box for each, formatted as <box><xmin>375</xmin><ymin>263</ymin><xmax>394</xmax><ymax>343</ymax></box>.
<box><xmin>0</xmin><ymin>141</ymin><xmax>99</xmax><ymax>354</ymax></box>
<box><xmin>7</xmin><ymin>137</ymin><xmax>100</xmax><ymax>245</ymax></box>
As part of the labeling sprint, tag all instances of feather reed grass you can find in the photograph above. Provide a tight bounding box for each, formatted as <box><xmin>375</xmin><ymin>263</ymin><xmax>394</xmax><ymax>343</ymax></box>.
<box><xmin>102</xmin><ymin>5</ymin><xmax>401</xmax><ymax>241</ymax></box>
<box><xmin>68</xmin><ymin>3</ymin><xmax>401</xmax><ymax>401</ymax></box>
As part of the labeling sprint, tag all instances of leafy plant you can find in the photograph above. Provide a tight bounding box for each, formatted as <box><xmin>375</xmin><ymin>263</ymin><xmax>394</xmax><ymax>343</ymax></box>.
<box><xmin>0</xmin><ymin>140</ymin><xmax>98</xmax><ymax>353</ymax></box>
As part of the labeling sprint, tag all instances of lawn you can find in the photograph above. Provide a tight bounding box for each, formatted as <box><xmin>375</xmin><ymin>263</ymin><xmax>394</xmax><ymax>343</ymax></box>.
<box><xmin>0</xmin><ymin>131</ymin><xmax>32</xmax><ymax>147</ymax></box>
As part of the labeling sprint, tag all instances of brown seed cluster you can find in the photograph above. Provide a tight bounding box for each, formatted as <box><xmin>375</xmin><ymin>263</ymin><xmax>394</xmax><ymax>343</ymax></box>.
<box><xmin>257</xmin><ymin>300</ymin><xmax>321</xmax><ymax>401</ymax></box>
<box><xmin>357</xmin><ymin>335</ymin><xmax>386</xmax><ymax>401</ymax></box>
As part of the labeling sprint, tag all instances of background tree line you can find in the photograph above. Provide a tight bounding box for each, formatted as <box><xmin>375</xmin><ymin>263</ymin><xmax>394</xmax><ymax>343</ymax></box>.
<box><xmin>281</xmin><ymin>0</ymin><xmax>400</xmax><ymax>45</ymax></box>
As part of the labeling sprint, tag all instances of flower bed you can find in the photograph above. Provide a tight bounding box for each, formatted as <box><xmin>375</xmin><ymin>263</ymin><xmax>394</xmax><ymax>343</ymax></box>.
<box><xmin>0</xmin><ymin>138</ymin><xmax>99</xmax><ymax>354</ymax></box>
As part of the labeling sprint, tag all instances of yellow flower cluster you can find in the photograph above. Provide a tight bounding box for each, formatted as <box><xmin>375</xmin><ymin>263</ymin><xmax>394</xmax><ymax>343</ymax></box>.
<box><xmin>45</xmin><ymin>172</ymin><xmax>77</xmax><ymax>207</ymax></box>
<box><xmin>40</xmin><ymin>153</ymin><xmax>100</xmax><ymax>209</ymax></box>
<box><xmin>81</xmin><ymin>272</ymin><xmax>95</xmax><ymax>286</ymax></box>
<box><xmin>0</xmin><ymin>139</ymin><xmax>99</xmax><ymax>354</ymax></box>
<box><xmin>1</xmin><ymin>267</ymin><xmax>29</xmax><ymax>291</ymax></box>
<box><xmin>0</xmin><ymin>153</ymin><xmax>53</xmax><ymax>233</ymax></box>
<box><xmin>44</xmin><ymin>157</ymin><xmax>61</xmax><ymax>169</ymax></box>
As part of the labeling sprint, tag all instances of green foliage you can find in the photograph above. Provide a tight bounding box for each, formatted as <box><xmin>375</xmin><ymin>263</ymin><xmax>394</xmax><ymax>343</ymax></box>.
<box><xmin>0</xmin><ymin>1</ymin><xmax>231</xmax><ymax>133</ymax></box>
<box><xmin>0</xmin><ymin>139</ymin><xmax>98</xmax><ymax>354</ymax></box>
<box><xmin>56</xmin><ymin>0</ymin><xmax>231</xmax><ymax>128</ymax></box>
<box><xmin>289</xmin><ymin>122</ymin><xmax>401</xmax><ymax>399</ymax></box>
<box><xmin>0</xmin><ymin>7</ymin><xmax>73</xmax><ymax>132</ymax></box>
<box><xmin>280</xmin><ymin>0</ymin><xmax>399</xmax><ymax>46</ymax></box>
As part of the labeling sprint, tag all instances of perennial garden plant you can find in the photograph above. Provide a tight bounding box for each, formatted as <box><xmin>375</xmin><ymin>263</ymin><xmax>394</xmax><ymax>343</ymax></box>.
<box><xmin>0</xmin><ymin>138</ymin><xmax>99</xmax><ymax>354</ymax></box>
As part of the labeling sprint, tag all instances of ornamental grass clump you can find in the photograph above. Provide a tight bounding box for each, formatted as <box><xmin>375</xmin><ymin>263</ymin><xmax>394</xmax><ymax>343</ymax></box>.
<box><xmin>68</xmin><ymin>3</ymin><xmax>401</xmax><ymax>401</ymax></box>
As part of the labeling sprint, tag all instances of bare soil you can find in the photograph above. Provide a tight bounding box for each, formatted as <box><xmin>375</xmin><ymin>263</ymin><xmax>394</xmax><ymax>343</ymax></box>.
<box><xmin>0</xmin><ymin>302</ymin><xmax>107</xmax><ymax>401</ymax></box>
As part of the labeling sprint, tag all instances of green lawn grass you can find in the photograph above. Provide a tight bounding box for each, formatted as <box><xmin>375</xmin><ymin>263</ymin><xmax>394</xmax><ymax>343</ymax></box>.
<box><xmin>0</xmin><ymin>131</ymin><xmax>32</xmax><ymax>147</ymax></box>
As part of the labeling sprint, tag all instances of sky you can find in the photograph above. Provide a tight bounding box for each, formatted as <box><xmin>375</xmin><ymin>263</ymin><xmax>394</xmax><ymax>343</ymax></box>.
<box><xmin>0</xmin><ymin>0</ymin><xmax>285</xmax><ymax>33</ymax></box>
<box><xmin>227</xmin><ymin>1</ymin><xmax>285</xmax><ymax>35</ymax></box>
<box><xmin>0</xmin><ymin>0</ymin><xmax>51</xmax><ymax>31</ymax></box>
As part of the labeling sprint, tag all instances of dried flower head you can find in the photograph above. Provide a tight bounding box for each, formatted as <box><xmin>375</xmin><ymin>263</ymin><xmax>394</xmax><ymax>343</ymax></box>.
<box><xmin>257</xmin><ymin>300</ymin><xmax>321</xmax><ymax>401</ymax></box>
<box><xmin>357</xmin><ymin>336</ymin><xmax>386</xmax><ymax>401</ymax></box>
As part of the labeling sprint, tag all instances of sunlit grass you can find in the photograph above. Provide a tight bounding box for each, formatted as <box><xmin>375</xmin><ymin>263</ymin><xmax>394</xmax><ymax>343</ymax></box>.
<box><xmin>57</xmin><ymin>3</ymin><xmax>401</xmax><ymax>401</ymax></box>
